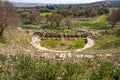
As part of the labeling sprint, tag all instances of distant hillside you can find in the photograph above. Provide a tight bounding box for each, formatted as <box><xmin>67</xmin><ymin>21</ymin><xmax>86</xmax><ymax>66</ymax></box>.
<box><xmin>11</xmin><ymin>0</ymin><xmax>120</xmax><ymax>7</ymax></box>
<box><xmin>80</xmin><ymin>0</ymin><xmax>120</xmax><ymax>7</ymax></box>
<box><xmin>11</xmin><ymin>2</ymin><xmax>47</xmax><ymax>7</ymax></box>
<box><xmin>105</xmin><ymin>0</ymin><xmax>119</xmax><ymax>1</ymax></box>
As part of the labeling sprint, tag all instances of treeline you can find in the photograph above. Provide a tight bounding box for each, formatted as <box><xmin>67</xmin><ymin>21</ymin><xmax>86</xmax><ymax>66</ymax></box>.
<box><xmin>17</xmin><ymin>5</ymin><xmax>109</xmax><ymax>18</ymax></box>
<box><xmin>54</xmin><ymin>7</ymin><xmax>109</xmax><ymax>18</ymax></box>
<box><xmin>19</xmin><ymin>6</ymin><xmax>120</xmax><ymax>28</ymax></box>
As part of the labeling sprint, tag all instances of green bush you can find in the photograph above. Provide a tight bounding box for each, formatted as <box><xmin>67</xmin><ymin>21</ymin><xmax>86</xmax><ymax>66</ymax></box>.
<box><xmin>0</xmin><ymin>54</ymin><xmax>6</xmax><ymax>62</ymax></box>
<box><xmin>22</xmin><ymin>20</ymin><xmax>32</xmax><ymax>25</ymax></box>
<box><xmin>0</xmin><ymin>37</ymin><xmax>6</xmax><ymax>44</ymax></box>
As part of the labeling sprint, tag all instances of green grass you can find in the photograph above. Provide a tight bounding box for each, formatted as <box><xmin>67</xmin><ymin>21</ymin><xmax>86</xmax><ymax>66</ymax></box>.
<box><xmin>46</xmin><ymin>40</ymin><xmax>58</xmax><ymax>48</ymax></box>
<box><xmin>80</xmin><ymin>25</ymin><xmax>120</xmax><ymax>55</ymax></box>
<box><xmin>94</xmin><ymin>25</ymin><xmax>120</xmax><ymax>50</ymax></box>
<box><xmin>93</xmin><ymin>15</ymin><xmax>108</xmax><ymax>23</ymax></box>
<box><xmin>73</xmin><ymin>21</ymin><xmax>110</xmax><ymax>30</ymax></box>
<box><xmin>75</xmin><ymin>40</ymin><xmax>86</xmax><ymax>48</ymax></box>
<box><xmin>72</xmin><ymin>15</ymin><xmax>110</xmax><ymax>30</ymax></box>
<box><xmin>40</xmin><ymin>39</ymin><xmax>86</xmax><ymax>50</ymax></box>
<box><xmin>41</xmin><ymin>39</ymin><xmax>59</xmax><ymax>48</ymax></box>
<box><xmin>67</xmin><ymin>40</ymin><xmax>86</xmax><ymax>49</ymax></box>
<box><xmin>90</xmin><ymin>25</ymin><xmax>120</xmax><ymax>51</ymax></box>
<box><xmin>93</xmin><ymin>34</ymin><xmax>120</xmax><ymax>50</ymax></box>
<box><xmin>99</xmin><ymin>40</ymin><xmax>120</xmax><ymax>49</ymax></box>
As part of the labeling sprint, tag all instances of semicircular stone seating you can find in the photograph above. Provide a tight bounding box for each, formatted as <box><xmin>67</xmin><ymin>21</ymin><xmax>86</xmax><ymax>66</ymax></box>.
<box><xmin>33</xmin><ymin>31</ymin><xmax>90</xmax><ymax>39</ymax></box>
<box><xmin>30</xmin><ymin>30</ymin><xmax>95</xmax><ymax>40</ymax></box>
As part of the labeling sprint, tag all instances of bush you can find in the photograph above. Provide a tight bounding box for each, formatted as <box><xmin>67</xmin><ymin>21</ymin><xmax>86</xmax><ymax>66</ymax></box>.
<box><xmin>0</xmin><ymin>54</ymin><xmax>6</xmax><ymax>62</ymax></box>
<box><xmin>0</xmin><ymin>37</ymin><xmax>6</xmax><ymax>44</ymax></box>
<box><xmin>116</xmin><ymin>28</ymin><xmax>120</xmax><ymax>37</ymax></box>
<box><xmin>22</xmin><ymin>20</ymin><xmax>32</xmax><ymax>25</ymax></box>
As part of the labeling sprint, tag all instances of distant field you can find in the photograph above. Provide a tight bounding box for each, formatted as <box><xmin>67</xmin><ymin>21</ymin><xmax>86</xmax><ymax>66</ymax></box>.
<box><xmin>40</xmin><ymin>39</ymin><xmax>86</xmax><ymax>50</ymax></box>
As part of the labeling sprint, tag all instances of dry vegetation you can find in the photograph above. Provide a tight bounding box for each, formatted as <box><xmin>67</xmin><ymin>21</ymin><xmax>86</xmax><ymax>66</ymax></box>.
<box><xmin>0</xmin><ymin>29</ymin><xmax>36</xmax><ymax>55</ymax></box>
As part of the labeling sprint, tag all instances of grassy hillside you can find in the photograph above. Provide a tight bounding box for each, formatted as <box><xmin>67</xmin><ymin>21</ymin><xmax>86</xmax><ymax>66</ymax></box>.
<box><xmin>72</xmin><ymin>15</ymin><xmax>110</xmax><ymax>30</ymax></box>
<box><xmin>80</xmin><ymin>0</ymin><xmax>120</xmax><ymax>7</ymax></box>
<box><xmin>79</xmin><ymin>25</ymin><xmax>120</xmax><ymax>55</ymax></box>
<box><xmin>0</xmin><ymin>28</ymin><xmax>36</xmax><ymax>55</ymax></box>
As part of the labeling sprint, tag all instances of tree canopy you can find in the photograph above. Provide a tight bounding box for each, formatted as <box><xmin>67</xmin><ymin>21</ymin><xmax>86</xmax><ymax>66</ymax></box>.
<box><xmin>0</xmin><ymin>0</ymin><xmax>20</xmax><ymax>37</ymax></box>
<box><xmin>47</xmin><ymin>13</ymin><xmax>64</xmax><ymax>27</ymax></box>
<box><xmin>107</xmin><ymin>8</ymin><xmax>120</xmax><ymax>27</ymax></box>
<box><xmin>29</xmin><ymin>9</ymin><xmax>41</xmax><ymax>25</ymax></box>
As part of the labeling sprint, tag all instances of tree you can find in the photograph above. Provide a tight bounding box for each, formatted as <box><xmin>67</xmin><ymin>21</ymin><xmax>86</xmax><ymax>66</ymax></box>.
<box><xmin>83</xmin><ymin>7</ymin><xmax>97</xmax><ymax>18</ymax></box>
<box><xmin>0</xmin><ymin>1</ymin><xmax>20</xmax><ymax>37</ymax></box>
<box><xmin>65</xmin><ymin>18</ymin><xmax>72</xmax><ymax>29</ymax></box>
<box><xmin>29</xmin><ymin>9</ymin><xmax>41</xmax><ymax>25</ymax></box>
<box><xmin>107</xmin><ymin>8</ymin><xmax>120</xmax><ymax>27</ymax></box>
<box><xmin>97</xmin><ymin>7</ymin><xmax>109</xmax><ymax>15</ymax></box>
<box><xmin>47</xmin><ymin>13</ymin><xmax>64</xmax><ymax>27</ymax></box>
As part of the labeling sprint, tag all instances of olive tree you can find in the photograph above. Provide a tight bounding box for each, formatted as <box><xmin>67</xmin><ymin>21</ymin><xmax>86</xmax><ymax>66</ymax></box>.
<box><xmin>47</xmin><ymin>13</ymin><xmax>64</xmax><ymax>27</ymax></box>
<box><xmin>65</xmin><ymin>18</ymin><xmax>72</xmax><ymax>29</ymax></box>
<box><xmin>0</xmin><ymin>1</ymin><xmax>20</xmax><ymax>37</ymax></box>
<box><xmin>29</xmin><ymin>9</ymin><xmax>41</xmax><ymax>25</ymax></box>
<box><xmin>107</xmin><ymin>9</ymin><xmax>120</xmax><ymax>28</ymax></box>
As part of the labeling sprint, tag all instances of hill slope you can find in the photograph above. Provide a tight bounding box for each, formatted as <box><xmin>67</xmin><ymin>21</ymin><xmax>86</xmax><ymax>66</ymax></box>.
<box><xmin>80</xmin><ymin>0</ymin><xmax>120</xmax><ymax>7</ymax></box>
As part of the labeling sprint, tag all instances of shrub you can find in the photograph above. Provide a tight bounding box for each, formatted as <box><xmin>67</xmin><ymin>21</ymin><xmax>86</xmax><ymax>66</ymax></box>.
<box><xmin>0</xmin><ymin>37</ymin><xmax>6</xmax><ymax>44</ymax></box>
<box><xmin>0</xmin><ymin>54</ymin><xmax>6</xmax><ymax>62</ymax></box>
<box><xmin>22</xmin><ymin>20</ymin><xmax>32</xmax><ymax>25</ymax></box>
